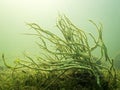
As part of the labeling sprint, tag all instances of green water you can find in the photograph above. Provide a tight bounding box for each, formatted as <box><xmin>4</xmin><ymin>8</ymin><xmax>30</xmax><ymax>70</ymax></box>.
<box><xmin>0</xmin><ymin>0</ymin><xmax>120</xmax><ymax>65</ymax></box>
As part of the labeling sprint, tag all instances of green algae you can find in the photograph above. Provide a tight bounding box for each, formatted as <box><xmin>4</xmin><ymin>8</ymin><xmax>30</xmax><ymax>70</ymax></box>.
<box><xmin>0</xmin><ymin>15</ymin><xmax>118</xmax><ymax>90</ymax></box>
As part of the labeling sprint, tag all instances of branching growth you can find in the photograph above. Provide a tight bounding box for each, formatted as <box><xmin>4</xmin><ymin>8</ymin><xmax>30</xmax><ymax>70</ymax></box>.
<box><xmin>2</xmin><ymin>15</ymin><xmax>117</xmax><ymax>89</ymax></box>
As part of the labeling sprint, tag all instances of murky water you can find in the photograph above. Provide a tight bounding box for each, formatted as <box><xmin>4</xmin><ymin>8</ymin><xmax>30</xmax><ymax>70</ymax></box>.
<box><xmin>0</xmin><ymin>0</ymin><xmax>120</xmax><ymax>64</ymax></box>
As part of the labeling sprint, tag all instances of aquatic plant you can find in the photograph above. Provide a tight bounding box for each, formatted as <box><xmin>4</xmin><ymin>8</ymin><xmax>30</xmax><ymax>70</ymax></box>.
<box><xmin>2</xmin><ymin>15</ymin><xmax>117</xmax><ymax>90</ymax></box>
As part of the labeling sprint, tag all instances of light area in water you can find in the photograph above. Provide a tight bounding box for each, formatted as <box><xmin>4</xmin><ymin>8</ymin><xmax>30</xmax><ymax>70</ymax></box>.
<box><xmin>0</xmin><ymin>0</ymin><xmax>120</xmax><ymax>65</ymax></box>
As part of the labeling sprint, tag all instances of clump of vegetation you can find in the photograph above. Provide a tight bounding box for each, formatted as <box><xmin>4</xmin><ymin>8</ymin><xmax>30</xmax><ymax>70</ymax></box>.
<box><xmin>1</xmin><ymin>15</ymin><xmax>118</xmax><ymax>90</ymax></box>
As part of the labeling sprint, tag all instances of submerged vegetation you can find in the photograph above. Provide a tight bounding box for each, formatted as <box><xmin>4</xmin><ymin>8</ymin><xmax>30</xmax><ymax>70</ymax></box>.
<box><xmin>0</xmin><ymin>15</ymin><xmax>119</xmax><ymax>90</ymax></box>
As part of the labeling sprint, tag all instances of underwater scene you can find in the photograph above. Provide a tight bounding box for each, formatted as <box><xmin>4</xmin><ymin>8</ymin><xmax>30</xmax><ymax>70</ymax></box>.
<box><xmin>0</xmin><ymin>0</ymin><xmax>120</xmax><ymax>90</ymax></box>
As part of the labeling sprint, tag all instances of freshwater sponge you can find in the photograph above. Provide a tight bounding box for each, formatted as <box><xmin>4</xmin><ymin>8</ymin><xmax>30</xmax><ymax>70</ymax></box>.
<box><xmin>2</xmin><ymin>15</ymin><xmax>117</xmax><ymax>90</ymax></box>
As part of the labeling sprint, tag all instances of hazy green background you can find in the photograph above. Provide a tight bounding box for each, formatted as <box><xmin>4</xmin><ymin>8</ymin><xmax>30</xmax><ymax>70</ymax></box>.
<box><xmin>0</xmin><ymin>0</ymin><xmax>120</xmax><ymax>64</ymax></box>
